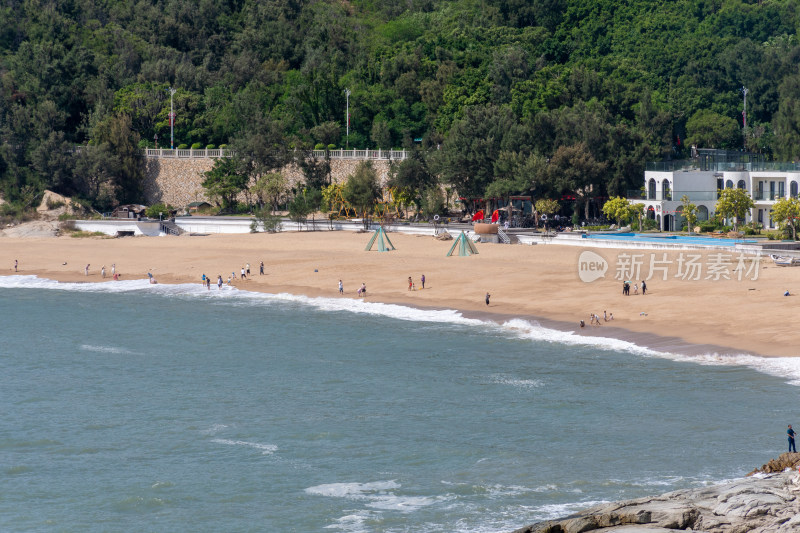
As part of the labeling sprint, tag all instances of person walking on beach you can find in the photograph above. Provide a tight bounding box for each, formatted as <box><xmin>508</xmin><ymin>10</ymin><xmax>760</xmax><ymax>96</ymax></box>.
<box><xmin>603</xmin><ymin>310</ymin><xmax>607</xmax><ymax>322</ymax></box>
<box><xmin>622</xmin><ymin>281</ymin><xmax>626</xmax><ymax>295</ymax></box>
<box><xmin>338</xmin><ymin>280</ymin><xmax>343</xmax><ymax>294</ymax></box>
<box><xmin>633</xmin><ymin>283</ymin><xmax>639</xmax><ymax>295</ymax></box>
<box><xmin>641</xmin><ymin>280</ymin><xmax>647</xmax><ymax>295</ymax></box>
<box><xmin>101</xmin><ymin>265</ymin><xmax>106</xmax><ymax>278</ymax></box>
<box><xmin>14</xmin><ymin>259</ymin><xmax>18</xmax><ymax>272</ymax></box>
<box><xmin>111</xmin><ymin>263</ymin><xmax>116</xmax><ymax>277</ymax></box>
<box><xmin>408</xmin><ymin>276</ymin><xmax>413</xmax><ymax>291</ymax></box>
<box><xmin>789</xmin><ymin>425</ymin><xmax>797</xmax><ymax>453</ymax></box>
<box><xmin>246</xmin><ymin>263</ymin><xmax>250</xmax><ymax>276</ymax></box>
<box><xmin>241</xmin><ymin>266</ymin><xmax>247</xmax><ymax>280</ymax></box>
<box><xmin>421</xmin><ymin>274</ymin><xmax>425</xmax><ymax>289</ymax></box>
<box><xmin>259</xmin><ymin>261</ymin><xmax>264</xmax><ymax>275</ymax></box>
<box><xmin>231</xmin><ymin>271</ymin><xmax>236</xmax><ymax>280</ymax></box>
<box><xmin>85</xmin><ymin>264</ymin><xmax>90</xmax><ymax>276</ymax></box>
<box><xmin>485</xmin><ymin>292</ymin><xmax>491</xmax><ymax>306</ymax></box>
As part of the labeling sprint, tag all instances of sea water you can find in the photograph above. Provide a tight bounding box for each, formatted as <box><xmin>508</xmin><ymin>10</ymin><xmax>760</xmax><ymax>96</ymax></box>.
<box><xmin>1</xmin><ymin>276</ymin><xmax>799</xmax><ymax>532</ymax></box>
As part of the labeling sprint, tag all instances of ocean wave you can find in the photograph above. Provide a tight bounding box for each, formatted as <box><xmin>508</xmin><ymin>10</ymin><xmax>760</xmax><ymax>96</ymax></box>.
<box><xmin>305</xmin><ymin>480</ymin><xmax>448</xmax><ymax>513</ymax></box>
<box><xmin>4</xmin><ymin>274</ymin><xmax>800</xmax><ymax>385</ymax></box>
<box><xmin>80</xmin><ymin>344</ymin><xmax>135</xmax><ymax>355</ymax></box>
<box><xmin>210</xmin><ymin>438</ymin><xmax>277</xmax><ymax>455</ymax></box>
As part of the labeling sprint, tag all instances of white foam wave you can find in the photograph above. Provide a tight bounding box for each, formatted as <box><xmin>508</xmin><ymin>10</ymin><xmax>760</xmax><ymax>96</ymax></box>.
<box><xmin>306</xmin><ymin>480</ymin><xmax>400</xmax><ymax>499</ymax></box>
<box><xmin>211</xmin><ymin>438</ymin><xmax>277</xmax><ymax>455</ymax></box>
<box><xmin>80</xmin><ymin>344</ymin><xmax>134</xmax><ymax>354</ymax></box>
<box><xmin>200</xmin><ymin>424</ymin><xmax>229</xmax><ymax>436</ymax></box>
<box><xmin>488</xmin><ymin>375</ymin><xmax>545</xmax><ymax>390</ymax></box>
<box><xmin>305</xmin><ymin>480</ymin><xmax>445</xmax><ymax>513</ymax></box>
<box><xmin>5</xmin><ymin>274</ymin><xmax>800</xmax><ymax>385</ymax></box>
<box><xmin>533</xmin><ymin>500</ymin><xmax>611</xmax><ymax>520</ymax></box>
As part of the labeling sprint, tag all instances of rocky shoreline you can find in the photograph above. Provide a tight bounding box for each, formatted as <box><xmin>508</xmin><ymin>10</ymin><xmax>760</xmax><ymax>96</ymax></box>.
<box><xmin>513</xmin><ymin>453</ymin><xmax>800</xmax><ymax>533</ymax></box>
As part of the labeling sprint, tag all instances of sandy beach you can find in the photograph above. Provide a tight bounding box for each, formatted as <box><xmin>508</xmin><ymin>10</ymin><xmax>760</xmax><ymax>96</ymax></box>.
<box><xmin>2</xmin><ymin>230</ymin><xmax>799</xmax><ymax>357</ymax></box>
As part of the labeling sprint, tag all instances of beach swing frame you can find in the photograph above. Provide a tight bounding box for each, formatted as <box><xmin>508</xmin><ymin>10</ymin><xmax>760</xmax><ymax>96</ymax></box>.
<box><xmin>446</xmin><ymin>231</ymin><xmax>479</xmax><ymax>256</ymax></box>
<box><xmin>365</xmin><ymin>226</ymin><xmax>396</xmax><ymax>252</ymax></box>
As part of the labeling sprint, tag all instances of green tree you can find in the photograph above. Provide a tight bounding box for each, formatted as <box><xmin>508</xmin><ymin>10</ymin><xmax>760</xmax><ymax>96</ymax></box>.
<box><xmin>145</xmin><ymin>202</ymin><xmax>175</xmax><ymax>219</ymax></box>
<box><xmin>419</xmin><ymin>186</ymin><xmax>445</xmax><ymax>220</ymax></box>
<box><xmin>548</xmin><ymin>143</ymin><xmax>607</xmax><ymax>220</ymax></box>
<box><xmin>343</xmin><ymin>161</ymin><xmax>381</xmax><ymax>229</ymax></box>
<box><xmin>251</xmin><ymin>172</ymin><xmax>288</xmax><ymax>212</ymax></box>
<box><xmin>288</xmin><ymin>191</ymin><xmax>311</xmax><ymax>230</ymax></box>
<box><xmin>433</xmin><ymin>105</ymin><xmax>520</xmax><ymax>198</ymax></box>
<box><xmin>686</xmin><ymin>110</ymin><xmax>741</xmax><ymax>150</ymax></box>
<box><xmin>534</xmin><ymin>197</ymin><xmax>560</xmax><ymax>229</ymax></box>
<box><xmin>771</xmin><ymin>196</ymin><xmax>800</xmax><ymax>240</ymax></box>
<box><xmin>680</xmin><ymin>195</ymin><xmax>698</xmax><ymax>233</ymax></box>
<box><xmin>202</xmin><ymin>157</ymin><xmax>248</xmax><ymax>211</ymax></box>
<box><xmin>715</xmin><ymin>188</ymin><xmax>754</xmax><ymax>231</ymax></box>
<box><xmin>601</xmin><ymin>196</ymin><xmax>631</xmax><ymax>227</ymax></box>
<box><xmin>250</xmin><ymin>207</ymin><xmax>283</xmax><ymax>233</ymax></box>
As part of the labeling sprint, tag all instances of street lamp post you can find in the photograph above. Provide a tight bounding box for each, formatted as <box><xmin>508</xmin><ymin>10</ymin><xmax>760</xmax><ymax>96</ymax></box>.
<box><xmin>168</xmin><ymin>87</ymin><xmax>177</xmax><ymax>149</ymax></box>
<box><xmin>344</xmin><ymin>88</ymin><xmax>350</xmax><ymax>150</ymax></box>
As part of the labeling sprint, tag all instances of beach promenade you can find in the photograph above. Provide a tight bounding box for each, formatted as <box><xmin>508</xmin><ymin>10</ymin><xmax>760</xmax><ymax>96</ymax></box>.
<box><xmin>1</xmin><ymin>230</ymin><xmax>799</xmax><ymax>357</ymax></box>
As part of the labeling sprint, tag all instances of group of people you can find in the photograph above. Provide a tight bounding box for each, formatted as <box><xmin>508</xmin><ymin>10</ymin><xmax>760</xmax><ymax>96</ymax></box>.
<box><xmin>622</xmin><ymin>280</ymin><xmax>646</xmax><ymax>296</ymax></box>
<box><xmin>581</xmin><ymin>310</ymin><xmax>614</xmax><ymax>328</ymax></box>
<box><xmin>83</xmin><ymin>263</ymin><xmax>121</xmax><ymax>280</ymax></box>
<box><xmin>407</xmin><ymin>274</ymin><xmax>426</xmax><ymax>291</ymax></box>
<box><xmin>199</xmin><ymin>261</ymin><xmax>266</xmax><ymax>289</ymax></box>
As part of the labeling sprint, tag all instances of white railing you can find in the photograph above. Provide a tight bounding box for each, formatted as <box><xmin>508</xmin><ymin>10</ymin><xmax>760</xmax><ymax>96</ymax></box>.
<box><xmin>144</xmin><ymin>148</ymin><xmax>233</xmax><ymax>158</ymax></box>
<box><xmin>311</xmin><ymin>149</ymin><xmax>407</xmax><ymax>160</ymax></box>
<box><xmin>144</xmin><ymin>148</ymin><xmax>408</xmax><ymax>160</ymax></box>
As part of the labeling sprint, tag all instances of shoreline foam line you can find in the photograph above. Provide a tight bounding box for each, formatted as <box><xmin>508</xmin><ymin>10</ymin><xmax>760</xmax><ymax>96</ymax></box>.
<box><xmin>3</xmin><ymin>274</ymin><xmax>800</xmax><ymax>385</ymax></box>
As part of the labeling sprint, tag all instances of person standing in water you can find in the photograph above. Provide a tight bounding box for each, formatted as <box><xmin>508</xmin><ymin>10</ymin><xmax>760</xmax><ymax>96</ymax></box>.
<box><xmin>789</xmin><ymin>424</ymin><xmax>797</xmax><ymax>453</ymax></box>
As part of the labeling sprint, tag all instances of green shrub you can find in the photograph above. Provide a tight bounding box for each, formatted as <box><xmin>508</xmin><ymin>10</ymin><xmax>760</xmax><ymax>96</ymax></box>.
<box><xmin>698</xmin><ymin>221</ymin><xmax>717</xmax><ymax>233</ymax></box>
<box><xmin>219</xmin><ymin>144</ymin><xmax>227</xmax><ymax>149</ymax></box>
<box><xmin>145</xmin><ymin>202</ymin><xmax>175</xmax><ymax>219</ymax></box>
<box><xmin>206</xmin><ymin>144</ymin><xmax>216</xmax><ymax>149</ymax></box>
<box><xmin>327</xmin><ymin>144</ymin><xmax>336</xmax><ymax>151</ymax></box>
<box><xmin>250</xmin><ymin>208</ymin><xmax>282</xmax><ymax>233</ymax></box>
<box><xmin>191</xmin><ymin>142</ymin><xmax>203</xmax><ymax>149</ymax></box>
<box><xmin>177</xmin><ymin>144</ymin><xmax>189</xmax><ymax>149</ymax></box>
<box><xmin>642</xmin><ymin>218</ymin><xmax>658</xmax><ymax>231</ymax></box>
<box><xmin>314</xmin><ymin>143</ymin><xmax>325</xmax><ymax>150</ymax></box>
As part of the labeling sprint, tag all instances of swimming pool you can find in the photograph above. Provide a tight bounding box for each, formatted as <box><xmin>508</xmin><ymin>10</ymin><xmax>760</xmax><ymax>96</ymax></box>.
<box><xmin>582</xmin><ymin>232</ymin><xmax>757</xmax><ymax>247</ymax></box>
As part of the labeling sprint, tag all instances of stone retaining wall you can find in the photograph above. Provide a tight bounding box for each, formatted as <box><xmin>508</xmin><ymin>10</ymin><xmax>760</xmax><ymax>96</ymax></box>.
<box><xmin>143</xmin><ymin>157</ymin><xmax>393</xmax><ymax>207</ymax></box>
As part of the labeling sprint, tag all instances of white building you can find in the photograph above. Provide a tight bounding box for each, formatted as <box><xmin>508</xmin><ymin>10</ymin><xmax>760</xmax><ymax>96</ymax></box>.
<box><xmin>629</xmin><ymin>150</ymin><xmax>800</xmax><ymax>231</ymax></box>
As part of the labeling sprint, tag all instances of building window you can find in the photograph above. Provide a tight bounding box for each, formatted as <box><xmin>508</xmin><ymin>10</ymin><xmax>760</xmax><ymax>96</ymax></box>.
<box><xmin>726</xmin><ymin>179</ymin><xmax>734</xmax><ymax>189</ymax></box>
<box><xmin>758</xmin><ymin>209</ymin><xmax>763</xmax><ymax>223</ymax></box>
<box><xmin>648</xmin><ymin>179</ymin><xmax>656</xmax><ymax>200</ymax></box>
<box><xmin>779</xmin><ymin>181</ymin><xmax>785</xmax><ymax>198</ymax></box>
<box><xmin>770</xmin><ymin>181</ymin><xmax>776</xmax><ymax>200</ymax></box>
<box><xmin>792</xmin><ymin>182</ymin><xmax>798</xmax><ymax>198</ymax></box>
<box><xmin>737</xmin><ymin>180</ymin><xmax>746</xmax><ymax>189</ymax></box>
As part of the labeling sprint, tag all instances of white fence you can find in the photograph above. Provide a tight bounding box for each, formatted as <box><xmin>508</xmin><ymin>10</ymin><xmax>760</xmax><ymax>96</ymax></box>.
<box><xmin>143</xmin><ymin>148</ymin><xmax>408</xmax><ymax>160</ymax></box>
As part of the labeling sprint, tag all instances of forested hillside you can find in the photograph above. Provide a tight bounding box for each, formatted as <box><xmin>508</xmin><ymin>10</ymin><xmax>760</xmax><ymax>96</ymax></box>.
<box><xmin>2</xmin><ymin>0</ymin><xmax>800</xmax><ymax>213</ymax></box>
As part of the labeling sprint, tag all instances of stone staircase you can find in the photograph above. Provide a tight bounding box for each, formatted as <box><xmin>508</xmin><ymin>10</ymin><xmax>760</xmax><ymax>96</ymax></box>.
<box><xmin>160</xmin><ymin>220</ymin><xmax>185</xmax><ymax>236</ymax></box>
